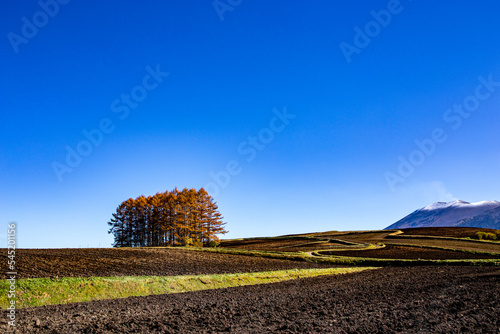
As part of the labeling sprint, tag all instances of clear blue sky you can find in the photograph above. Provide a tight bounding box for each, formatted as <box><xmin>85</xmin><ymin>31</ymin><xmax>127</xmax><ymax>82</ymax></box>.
<box><xmin>2</xmin><ymin>0</ymin><xmax>500</xmax><ymax>248</ymax></box>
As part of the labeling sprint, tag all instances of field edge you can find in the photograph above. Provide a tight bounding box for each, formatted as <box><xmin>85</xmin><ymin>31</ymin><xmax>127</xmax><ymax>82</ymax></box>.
<box><xmin>0</xmin><ymin>267</ymin><xmax>375</xmax><ymax>309</ymax></box>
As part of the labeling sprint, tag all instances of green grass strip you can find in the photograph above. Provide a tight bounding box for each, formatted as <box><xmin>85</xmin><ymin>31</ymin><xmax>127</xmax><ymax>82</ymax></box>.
<box><xmin>0</xmin><ymin>267</ymin><xmax>373</xmax><ymax>309</ymax></box>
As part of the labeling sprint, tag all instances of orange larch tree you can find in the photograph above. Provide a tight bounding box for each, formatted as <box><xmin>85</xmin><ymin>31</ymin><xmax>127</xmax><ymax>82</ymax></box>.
<box><xmin>108</xmin><ymin>188</ymin><xmax>228</xmax><ymax>247</ymax></box>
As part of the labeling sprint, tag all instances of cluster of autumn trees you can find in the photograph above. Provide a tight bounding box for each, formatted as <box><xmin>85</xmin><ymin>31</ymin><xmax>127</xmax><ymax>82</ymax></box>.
<box><xmin>108</xmin><ymin>188</ymin><xmax>227</xmax><ymax>247</ymax></box>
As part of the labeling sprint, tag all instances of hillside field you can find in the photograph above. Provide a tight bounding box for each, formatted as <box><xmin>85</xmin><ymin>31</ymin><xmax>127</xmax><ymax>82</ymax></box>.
<box><xmin>2</xmin><ymin>227</ymin><xmax>499</xmax><ymax>333</ymax></box>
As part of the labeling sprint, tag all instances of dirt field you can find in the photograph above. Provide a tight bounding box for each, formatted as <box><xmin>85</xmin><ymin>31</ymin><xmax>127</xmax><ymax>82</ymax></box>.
<box><xmin>221</xmin><ymin>228</ymin><xmax>500</xmax><ymax>258</ymax></box>
<box><xmin>12</xmin><ymin>266</ymin><xmax>500</xmax><ymax>333</ymax></box>
<box><xmin>400</xmin><ymin>227</ymin><xmax>500</xmax><ymax>238</ymax></box>
<box><xmin>221</xmin><ymin>237</ymin><xmax>351</xmax><ymax>252</ymax></box>
<box><xmin>0</xmin><ymin>248</ymin><xmax>336</xmax><ymax>279</ymax></box>
<box><xmin>384</xmin><ymin>238</ymin><xmax>500</xmax><ymax>254</ymax></box>
<box><xmin>321</xmin><ymin>231</ymin><xmax>394</xmax><ymax>242</ymax></box>
<box><xmin>4</xmin><ymin>228</ymin><xmax>500</xmax><ymax>332</ymax></box>
<box><xmin>319</xmin><ymin>245</ymin><xmax>500</xmax><ymax>260</ymax></box>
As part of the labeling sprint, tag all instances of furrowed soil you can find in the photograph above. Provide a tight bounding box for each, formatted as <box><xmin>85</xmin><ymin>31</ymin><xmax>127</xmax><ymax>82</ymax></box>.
<box><xmin>221</xmin><ymin>237</ymin><xmax>349</xmax><ymax>252</ymax></box>
<box><xmin>12</xmin><ymin>266</ymin><xmax>500</xmax><ymax>333</ymax></box>
<box><xmin>320</xmin><ymin>245</ymin><xmax>500</xmax><ymax>260</ymax></box>
<box><xmin>384</xmin><ymin>238</ymin><xmax>500</xmax><ymax>254</ymax></box>
<box><xmin>0</xmin><ymin>248</ymin><xmax>336</xmax><ymax>279</ymax></box>
<box><xmin>400</xmin><ymin>227</ymin><xmax>500</xmax><ymax>238</ymax></box>
<box><xmin>221</xmin><ymin>227</ymin><xmax>500</xmax><ymax>257</ymax></box>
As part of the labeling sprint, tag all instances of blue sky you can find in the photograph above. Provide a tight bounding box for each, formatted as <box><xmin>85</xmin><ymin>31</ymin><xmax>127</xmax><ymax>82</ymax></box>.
<box><xmin>1</xmin><ymin>0</ymin><xmax>500</xmax><ymax>248</ymax></box>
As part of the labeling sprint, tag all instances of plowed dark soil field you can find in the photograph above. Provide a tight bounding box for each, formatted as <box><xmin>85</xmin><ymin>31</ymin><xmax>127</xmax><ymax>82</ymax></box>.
<box><xmin>320</xmin><ymin>245</ymin><xmax>500</xmax><ymax>260</ymax></box>
<box><xmin>221</xmin><ymin>228</ymin><xmax>500</xmax><ymax>257</ymax></box>
<box><xmin>0</xmin><ymin>248</ymin><xmax>335</xmax><ymax>279</ymax></box>
<box><xmin>401</xmin><ymin>227</ymin><xmax>500</xmax><ymax>238</ymax></box>
<box><xmin>13</xmin><ymin>266</ymin><xmax>500</xmax><ymax>333</ymax></box>
<box><xmin>221</xmin><ymin>237</ymin><xmax>349</xmax><ymax>252</ymax></box>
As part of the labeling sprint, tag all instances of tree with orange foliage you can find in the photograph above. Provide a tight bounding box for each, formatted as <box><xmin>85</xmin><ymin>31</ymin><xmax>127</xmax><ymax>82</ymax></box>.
<box><xmin>108</xmin><ymin>188</ymin><xmax>227</xmax><ymax>247</ymax></box>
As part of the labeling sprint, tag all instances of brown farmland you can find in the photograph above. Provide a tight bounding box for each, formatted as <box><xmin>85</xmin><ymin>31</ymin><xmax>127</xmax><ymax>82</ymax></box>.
<box><xmin>0</xmin><ymin>247</ymin><xmax>336</xmax><ymax>279</ymax></box>
<box><xmin>319</xmin><ymin>245</ymin><xmax>500</xmax><ymax>260</ymax></box>
<box><xmin>400</xmin><ymin>226</ymin><xmax>500</xmax><ymax>238</ymax></box>
<box><xmin>221</xmin><ymin>236</ymin><xmax>352</xmax><ymax>252</ymax></box>
<box><xmin>221</xmin><ymin>227</ymin><xmax>500</xmax><ymax>260</ymax></box>
<box><xmin>6</xmin><ymin>227</ymin><xmax>500</xmax><ymax>333</ymax></box>
<box><xmin>15</xmin><ymin>266</ymin><xmax>500</xmax><ymax>333</ymax></box>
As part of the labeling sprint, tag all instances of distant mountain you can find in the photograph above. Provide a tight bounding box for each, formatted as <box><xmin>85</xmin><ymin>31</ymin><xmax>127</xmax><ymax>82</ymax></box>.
<box><xmin>455</xmin><ymin>206</ymin><xmax>500</xmax><ymax>229</ymax></box>
<box><xmin>386</xmin><ymin>200</ymin><xmax>500</xmax><ymax>230</ymax></box>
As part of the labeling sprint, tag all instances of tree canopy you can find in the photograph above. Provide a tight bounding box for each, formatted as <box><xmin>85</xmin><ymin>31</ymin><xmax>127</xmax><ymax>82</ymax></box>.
<box><xmin>108</xmin><ymin>188</ymin><xmax>227</xmax><ymax>247</ymax></box>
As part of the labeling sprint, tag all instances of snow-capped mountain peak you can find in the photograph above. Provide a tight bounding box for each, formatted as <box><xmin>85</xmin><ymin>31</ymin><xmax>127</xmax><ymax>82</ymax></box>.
<box><xmin>421</xmin><ymin>200</ymin><xmax>499</xmax><ymax>211</ymax></box>
<box><xmin>386</xmin><ymin>200</ymin><xmax>500</xmax><ymax>229</ymax></box>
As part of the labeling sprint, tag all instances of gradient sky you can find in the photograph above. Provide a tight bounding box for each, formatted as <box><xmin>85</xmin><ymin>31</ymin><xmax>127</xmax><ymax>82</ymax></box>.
<box><xmin>2</xmin><ymin>0</ymin><xmax>500</xmax><ymax>248</ymax></box>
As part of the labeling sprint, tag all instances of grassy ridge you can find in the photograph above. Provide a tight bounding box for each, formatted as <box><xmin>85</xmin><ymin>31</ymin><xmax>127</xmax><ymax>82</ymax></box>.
<box><xmin>0</xmin><ymin>267</ymin><xmax>372</xmax><ymax>309</ymax></box>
